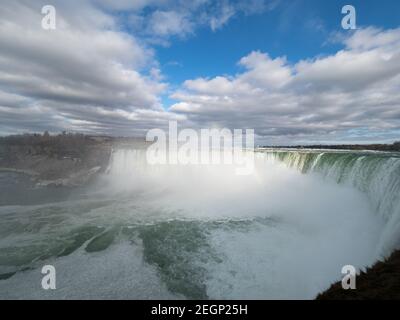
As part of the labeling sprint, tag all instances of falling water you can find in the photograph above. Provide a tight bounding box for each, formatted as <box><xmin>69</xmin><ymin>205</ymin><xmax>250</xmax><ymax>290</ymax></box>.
<box><xmin>0</xmin><ymin>148</ymin><xmax>398</xmax><ymax>299</ymax></box>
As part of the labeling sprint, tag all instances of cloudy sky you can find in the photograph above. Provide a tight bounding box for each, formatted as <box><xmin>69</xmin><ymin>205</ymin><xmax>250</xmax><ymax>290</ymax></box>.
<box><xmin>0</xmin><ymin>0</ymin><xmax>400</xmax><ymax>144</ymax></box>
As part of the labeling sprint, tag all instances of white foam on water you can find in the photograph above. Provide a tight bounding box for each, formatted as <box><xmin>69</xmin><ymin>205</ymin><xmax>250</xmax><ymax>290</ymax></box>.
<box><xmin>0</xmin><ymin>241</ymin><xmax>181</xmax><ymax>299</ymax></box>
<box><xmin>0</xmin><ymin>148</ymin><xmax>393</xmax><ymax>299</ymax></box>
<box><xmin>99</xmin><ymin>149</ymin><xmax>386</xmax><ymax>298</ymax></box>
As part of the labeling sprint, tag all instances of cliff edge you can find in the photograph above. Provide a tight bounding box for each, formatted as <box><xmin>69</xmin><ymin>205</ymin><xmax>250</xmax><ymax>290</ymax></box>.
<box><xmin>317</xmin><ymin>250</ymin><xmax>400</xmax><ymax>299</ymax></box>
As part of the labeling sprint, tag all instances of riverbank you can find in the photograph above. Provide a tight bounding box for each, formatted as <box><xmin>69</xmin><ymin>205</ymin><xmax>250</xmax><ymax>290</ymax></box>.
<box><xmin>0</xmin><ymin>133</ymin><xmax>148</xmax><ymax>187</ymax></box>
<box><xmin>1</xmin><ymin>133</ymin><xmax>400</xmax><ymax>299</ymax></box>
<box><xmin>317</xmin><ymin>250</ymin><xmax>400</xmax><ymax>299</ymax></box>
<box><xmin>0</xmin><ymin>167</ymin><xmax>39</xmax><ymax>176</ymax></box>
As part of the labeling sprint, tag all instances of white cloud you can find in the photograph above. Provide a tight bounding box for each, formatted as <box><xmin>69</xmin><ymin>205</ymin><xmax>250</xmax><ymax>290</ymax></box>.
<box><xmin>123</xmin><ymin>0</ymin><xmax>275</xmax><ymax>41</ymax></box>
<box><xmin>344</xmin><ymin>27</ymin><xmax>400</xmax><ymax>51</ymax></box>
<box><xmin>1</xmin><ymin>1</ymin><xmax>399</xmax><ymax>144</ymax></box>
<box><xmin>147</xmin><ymin>10</ymin><xmax>193</xmax><ymax>37</ymax></box>
<box><xmin>210</xmin><ymin>3</ymin><xmax>236</xmax><ymax>31</ymax></box>
<box><xmin>170</xmin><ymin>27</ymin><xmax>400</xmax><ymax>144</ymax></box>
<box><xmin>0</xmin><ymin>0</ymin><xmax>170</xmax><ymax>135</ymax></box>
<box><xmin>239</xmin><ymin>51</ymin><xmax>292</xmax><ymax>89</ymax></box>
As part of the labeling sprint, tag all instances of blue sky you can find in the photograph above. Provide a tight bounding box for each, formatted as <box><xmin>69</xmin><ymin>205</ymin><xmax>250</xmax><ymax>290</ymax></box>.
<box><xmin>156</xmin><ymin>0</ymin><xmax>400</xmax><ymax>86</ymax></box>
<box><xmin>148</xmin><ymin>0</ymin><xmax>400</xmax><ymax>116</ymax></box>
<box><xmin>0</xmin><ymin>0</ymin><xmax>400</xmax><ymax>144</ymax></box>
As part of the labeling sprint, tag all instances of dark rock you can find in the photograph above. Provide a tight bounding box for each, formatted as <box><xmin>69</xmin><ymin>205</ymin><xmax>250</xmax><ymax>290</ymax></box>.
<box><xmin>317</xmin><ymin>250</ymin><xmax>400</xmax><ymax>300</ymax></box>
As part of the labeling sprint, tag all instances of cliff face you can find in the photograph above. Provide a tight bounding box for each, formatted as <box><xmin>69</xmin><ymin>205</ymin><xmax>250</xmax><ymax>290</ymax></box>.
<box><xmin>0</xmin><ymin>134</ymin><xmax>113</xmax><ymax>183</ymax></box>
<box><xmin>317</xmin><ymin>250</ymin><xmax>400</xmax><ymax>299</ymax></box>
<box><xmin>0</xmin><ymin>134</ymin><xmax>151</xmax><ymax>187</ymax></box>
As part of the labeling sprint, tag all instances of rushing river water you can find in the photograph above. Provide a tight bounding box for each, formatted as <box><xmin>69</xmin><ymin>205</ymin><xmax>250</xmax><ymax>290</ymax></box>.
<box><xmin>0</xmin><ymin>149</ymin><xmax>399</xmax><ymax>299</ymax></box>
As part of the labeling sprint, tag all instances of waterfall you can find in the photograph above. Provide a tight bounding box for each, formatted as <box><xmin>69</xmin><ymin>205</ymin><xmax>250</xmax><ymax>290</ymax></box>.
<box><xmin>259</xmin><ymin>149</ymin><xmax>400</xmax><ymax>254</ymax></box>
<box><xmin>106</xmin><ymin>148</ymin><xmax>400</xmax><ymax>255</ymax></box>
